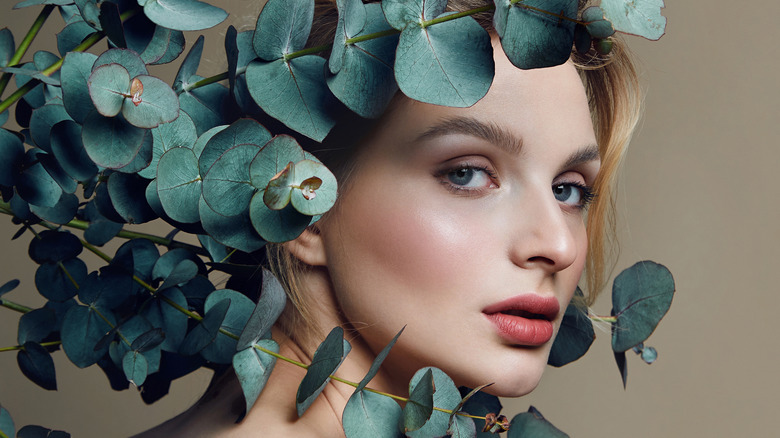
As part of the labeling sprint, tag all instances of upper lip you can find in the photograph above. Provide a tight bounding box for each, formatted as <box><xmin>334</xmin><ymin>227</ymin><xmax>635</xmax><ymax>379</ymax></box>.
<box><xmin>482</xmin><ymin>294</ymin><xmax>560</xmax><ymax>321</ymax></box>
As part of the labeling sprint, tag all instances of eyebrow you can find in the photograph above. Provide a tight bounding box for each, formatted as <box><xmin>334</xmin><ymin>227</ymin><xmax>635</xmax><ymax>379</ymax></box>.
<box><xmin>414</xmin><ymin>116</ymin><xmax>601</xmax><ymax>170</ymax></box>
<box><xmin>414</xmin><ymin>116</ymin><xmax>523</xmax><ymax>155</ymax></box>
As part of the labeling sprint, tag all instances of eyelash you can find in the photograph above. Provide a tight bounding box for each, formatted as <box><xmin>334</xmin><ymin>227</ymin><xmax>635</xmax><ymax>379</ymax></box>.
<box><xmin>436</xmin><ymin>162</ymin><xmax>597</xmax><ymax>209</ymax></box>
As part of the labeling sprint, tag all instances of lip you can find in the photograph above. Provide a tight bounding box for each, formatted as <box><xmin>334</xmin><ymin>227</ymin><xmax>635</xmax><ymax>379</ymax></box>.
<box><xmin>482</xmin><ymin>294</ymin><xmax>560</xmax><ymax>346</ymax></box>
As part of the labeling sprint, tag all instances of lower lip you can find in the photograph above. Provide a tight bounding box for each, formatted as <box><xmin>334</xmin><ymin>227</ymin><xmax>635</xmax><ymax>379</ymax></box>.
<box><xmin>484</xmin><ymin>313</ymin><xmax>554</xmax><ymax>346</ymax></box>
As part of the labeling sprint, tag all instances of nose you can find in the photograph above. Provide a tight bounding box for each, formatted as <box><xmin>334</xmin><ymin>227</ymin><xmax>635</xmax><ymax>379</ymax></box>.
<box><xmin>508</xmin><ymin>187</ymin><xmax>580</xmax><ymax>273</ymax></box>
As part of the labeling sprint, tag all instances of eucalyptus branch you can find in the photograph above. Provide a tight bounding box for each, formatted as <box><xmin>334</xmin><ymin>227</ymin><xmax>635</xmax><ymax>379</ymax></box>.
<box><xmin>0</xmin><ymin>8</ymin><xmax>137</xmax><ymax>115</ymax></box>
<box><xmin>0</xmin><ymin>200</ymin><xmax>209</xmax><ymax>257</ymax></box>
<box><xmin>0</xmin><ymin>298</ymin><xmax>32</xmax><ymax>314</ymax></box>
<box><xmin>0</xmin><ymin>340</ymin><xmax>61</xmax><ymax>353</ymax></box>
<box><xmin>589</xmin><ymin>314</ymin><xmax>618</xmax><ymax>323</ymax></box>
<box><xmin>0</xmin><ymin>4</ymin><xmax>55</xmax><ymax>98</ymax></box>
<box><xmin>510</xmin><ymin>0</ymin><xmax>586</xmax><ymax>26</ymax></box>
<box><xmin>182</xmin><ymin>71</ymin><xmax>229</xmax><ymax>92</ymax></box>
<box><xmin>75</xmin><ymin>231</ymin><xmax>481</xmax><ymax>419</ymax></box>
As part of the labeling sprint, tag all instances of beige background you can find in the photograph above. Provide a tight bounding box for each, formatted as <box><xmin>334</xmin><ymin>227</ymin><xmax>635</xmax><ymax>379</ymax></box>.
<box><xmin>1</xmin><ymin>0</ymin><xmax>778</xmax><ymax>436</ymax></box>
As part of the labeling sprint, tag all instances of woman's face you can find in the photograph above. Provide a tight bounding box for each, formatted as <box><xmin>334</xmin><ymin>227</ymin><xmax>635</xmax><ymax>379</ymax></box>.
<box><xmin>319</xmin><ymin>39</ymin><xmax>599</xmax><ymax>397</ymax></box>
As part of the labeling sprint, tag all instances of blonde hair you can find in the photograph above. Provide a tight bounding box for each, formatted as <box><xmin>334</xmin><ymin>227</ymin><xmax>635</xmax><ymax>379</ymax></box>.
<box><xmin>268</xmin><ymin>0</ymin><xmax>643</xmax><ymax>338</ymax></box>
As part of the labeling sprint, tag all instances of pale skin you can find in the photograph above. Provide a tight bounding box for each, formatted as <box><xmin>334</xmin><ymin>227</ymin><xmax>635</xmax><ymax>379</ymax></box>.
<box><xmin>138</xmin><ymin>36</ymin><xmax>599</xmax><ymax>437</ymax></box>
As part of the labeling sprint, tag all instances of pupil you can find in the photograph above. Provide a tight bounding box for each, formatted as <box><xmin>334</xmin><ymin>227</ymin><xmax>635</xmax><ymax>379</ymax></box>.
<box><xmin>449</xmin><ymin>168</ymin><xmax>473</xmax><ymax>185</ymax></box>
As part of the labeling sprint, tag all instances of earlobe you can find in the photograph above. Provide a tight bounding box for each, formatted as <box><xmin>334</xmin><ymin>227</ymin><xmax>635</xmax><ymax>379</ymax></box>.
<box><xmin>284</xmin><ymin>226</ymin><xmax>327</xmax><ymax>267</ymax></box>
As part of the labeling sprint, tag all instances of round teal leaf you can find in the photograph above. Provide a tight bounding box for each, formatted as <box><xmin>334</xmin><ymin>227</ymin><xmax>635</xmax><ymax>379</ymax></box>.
<box><xmin>0</xmin><ymin>279</ymin><xmax>20</xmax><ymax>297</ymax></box>
<box><xmin>88</xmin><ymin>63</ymin><xmax>130</xmax><ymax>117</ymax></box>
<box><xmin>157</xmin><ymin>259</ymin><xmax>198</xmax><ymax>292</ymax></box>
<box><xmin>601</xmin><ymin>0</ymin><xmax>666</xmax><ymax>41</ymax></box>
<box><xmin>35</xmin><ymin>258</ymin><xmax>87</xmax><ymax>302</ymax></box>
<box><xmin>248</xmin><ymin>134</ymin><xmax>306</xmax><ymax>191</ymax></box>
<box><xmin>179</xmin><ymin>297</ymin><xmax>229</xmax><ymax>356</ymax></box>
<box><xmin>252</xmin><ymin>0</ymin><xmax>314</xmax><ymax>61</ymax></box>
<box><xmin>61</xmin><ymin>51</ymin><xmax>98</xmax><ymax>123</ymax></box>
<box><xmin>0</xmin><ymin>405</ymin><xmax>14</xmax><ymax>438</ymax></box>
<box><xmin>507</xmin><ymin>406</ymin><xmax>568</xmax><ymax>438</ymax></box>
<box><xmin>199</xmin><ymin>196</ymin><xmax>266</xmax><ymax>253</ymax></box>
<box><xmin>246</xmin><ymin>56</ymin><xmax>338</xmax><ymax>142</ymax></box>
<box><xmin>38</xmin><ymin>152</ymin><xmax>77</xmax><ymax>194</ymax></box>
<box><xmin>17</xmin><ymin>151</ymin><xmax>62</xmax><ymax>208</ymax></box>
<box><xmin>404</xmin><ymin>368</ymin><xmax>434</xmax><ymax>433</ymax></box>
<box><xmin>145</xmin><ymin>180</ymin><xmax>206</xmax><ymax>234</ymax></box>
<box><xmin>50</xmin><ymin>120</ymin><xmax>99</xmax><ymax>182</ymax></box>
<box><xmin>356</xmin><ymin>327</ymin><xmax>404</xmax><ymax>392</ymax></box>
<box><xmin>296</xmin><ymin>327</ymin><xmax>352</xmax><ymax>417</ymax></box>
<box><xmin>33</xmin><ymin>50</ymin><xmax>60</xmax><ymax>83</ymax></box>
<box><xmin>17</xmin><ymin>308</ymin><xmax>57</xmax><ymax>345</ymax></box>
<box><xmin>114</xmin><ymin>127</ymin><xmax>154</xmax><ymax>174</ymax></box>
<box><xmin>233</xmin><ymin>339</ymin><xmax>279</xmax><ymax>413</ymax></box>
<box><xmin>78</xmin><ymin>267</ymin><xmax>133</xmax><ymax>310</ymax></box>
<box><xmin>174</xmin><ymin>35</ymin><xmax>204</xmax><ymax>92</ymax></box>
<box><xmin>99</xmin><ymin>1</ymin><xmax>126</xmax><ymax>48</ymax></box>
<box><xmin>139</xmin><ymin>110</ymin><xmax>197</xmax><ymax>179</ymax></box>
<box><xmin>142</xmin><ymin>0</ymin><xmax>228</xmax><ymax>31</ymax></box>
<box><xmin>57</xmin><ymin>19</ymin><xmax>96</xmax><ymax>56</ymax></box>
<box><xmin>28</xmin><ymin>229</ymin><xmax>82</xmax><ymax>264</ymax></box>
<box><xmin>152</xmin><ymin>248</ymin><xmax>203</xmax><ymax>281</ymax></box>
<box><xmin>29</xmin><ymin>101</ymin><xmax>73</xmax><ymax>154</ymax></box>
<box><xmin>82</xmin><ymin>201</ymin><xmax>123</xmax><ymax>246</ymax></box>
<box><xmin>0</xmin><ymin>128</ymin><xmax>25</xmax><ymax>186</ymax></box>
<box><xmin>201</xmin><ymin>143</ymin><xmax>260</xmax><ymax>216</ymax></box>
<box><xmin>142</xmin><ymin>26</ymin><xmax>185</xmax><ymax>65</ymax></box>
<box><xmin>289</xmin><ymin>159</ymin><xmax>338</xmax><ymax>216</ymax></box>
<box><xmin>406</xmin><ymin>367</ymin><xmax>462</xmax><ymax>438</ymax></box>
<box><xmin>237</xmin><ymin>269</ymin><xmax>287</xmax><ymax>350</ymax></box>
<box><xmin>107</xmin><ymin>172</ymin><xmax>157</xmax><ymax>224</ymax></box>
<box><xmin>199</xmin><ymin>118</ymin><xmax>270</xmax><ymax>178</ymax></box>
<box><xmin>343</xmin><ymin>389</ymin><xmax>403</xmax><ymax>438</ymax></box>
<box><xmin>61</xmin><ymin>304</ymin><xmax>116</xmax><ymax>368</ymax></box>
<box><xmin>30</xmin><ymin>192</ymin><xmax>79</xmax><ymax>225</ymax></box>
<box><xmin>382</xmin><ymin>0</ymin><xmax>443</xmax><ymax>29</ymax></box>
<box><xmin>82</xmin><ymin>111</ymin><xmax>147</xmax><ymax>169</ymax></box>
<box><xmin>262</xmin><ymin>162</ymin><xmax>294</xmax><ymax>210</ymax></box>
<box><xmin>18</xmin><ymin>341</ymin><xmax>57</xmax><ymax>390</ymax></box>
<box><xmin>249</xmin><ymin>196</ymin><xmax>312</xmax><ymax>243</ymax></box>
<box><xmin>93</xmin><ymin>48</ymin><xmax>148</xmax><ymax>78</ymax></box>
<box><xmin>548</xmin><ymin>287</ymin><xmax>594</xmax><ymax>367</ymax></box>
<box><xmin>447</xmin><ymin>412</ymin><xmax>476</xmax><ymax>438</ymax></box>
<box><xmin>179</xmin><ymin>81</ymin><xmax>232</xmax><ymax>136</ymax></box>
<box><xmin>394</xmin><ymin>10</ymin><xmax>493</xmax><ymax>107</ymax></box>
<box><xmin>113</xmin><ymin>238</ymin><xmax>160</xmax><ymax>283</ymax></box>
<box><xmin>157</xmin><ymin>146</ymin><xmax>202</xmax><ymax>223</ymax></box>
<box><xmin>611</xmin><ymin>261</ymin><xmax>675</xmax><ymax>352</ymax></box>
<box><xmin>121</xmin><ymin>74</ymin><xmax>180</xmax><ymax>129</ymax></box>
<box><xmin>201</xmin><ymin>289</ymin><xmax>254</xmax><ymax>364</ymax></box>
<box><xmin>109</xmin><ymin>316</ymin><xmax>162</xmax><ymax>374</ymax></box>
<box><xmin>327</xmin><ymin>2</ymin><xmax>398</xmax><ymax>118</ymax></box>
<box><xmin>123</xmin><ymin>350</ymin><xmax>149</xmax><ymax>386</ymax></box>
<box><xmin>494</xmin><ymin>0</ymin><xmax>577</xmax><ymax>69</ymax></box>
<box><xmin>141</xmin><ymin>287</ymin><xmax>188</xmax><ymax>352</ymax></box>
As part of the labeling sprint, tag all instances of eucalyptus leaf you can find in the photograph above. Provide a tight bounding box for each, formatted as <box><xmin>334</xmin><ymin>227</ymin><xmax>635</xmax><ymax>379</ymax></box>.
<box><xmin>356</xmin><ymin>326</ymin><xmax>404</xmax><ymax>391</ymax></box>
<box><xmin>296</xmin><ymin>327</ymin><xmax>352</xmax><ymax>416</ymax></box>
<box><xmin>140</xmin><ymin>287</ymin><xmax>188</xmax><ymax>352</ymax></box>
<box><xmin>245</xmin><ymin>56</ymin><xmax>338</xmax><ymax>142</ymax></box>
<box><xmin>14</xmin><ymin>0</ymin><xmax>74</xmax><ymax>7</ymax></box>
<box><xmin>107</xmin><ymin>172</ymin><xmax>157</xmax><ymax>224</ymax></box>
<box><xmin>198</xmin><ymin>196</ymin><xmax>267</xmax><ymax>253</ymax></box>
<box><xmin>248</xmin><ymin>134</ymin><xmax>305</xmax><ymax>191</ymax></box>
<box><xmin>93</xmin><ymin>48</ymin><xmax>148</xmax><ymax>78</ymax></box>
<box><xmin>152</xmin><ymin>248</ymin><xmax>203</xmax><ymax>281</ymax></box>
<box><xmin>236</xmin><ymin>269</ymin><xmax>287</xmax><ymax>350</ymax></box>
<box><xmin>249</xmin><ymin>197</ymin><xmax>313</xmax><ymax>243</ymax></box>
<box><xmin>50</xmin><ymin>120</ymin><xmax>99</xmax><ymax>182</ymax></box>
<box><xmin>60</xmin><ymin>304</ymin><xmax>116</xmax><ymax>368</ymax></box>
<box><xmin>123</xmin><ymin>350</ymin><xmax>149</xmax><ymax>386</ymax></box>
<box><xmin>582</xmin><ymin>6</ymin><xmax>615</xmax><ymax>39</ymax></box>
<box><xmin>131</xmin><ymin>328</ymin><xmax>166</xmax><ymax>353</ymax></box>
<box><xmin>611</xmin><ymin>261</ymin><xmax>674</xmax><ymax>352</ymax></box>
<box><xmin>29</xmin><ymin>102</ymin><xmax>73</xmax><ymax>154</ymax></box>
<box><xmin>342</xmin><ymin>389</ymin><xmax>403</xmax><ymax>438</ymax></box>
<box><xmin>403</xmin><ymin>368</ymin><xmax>434</xmax><ymax>433</ymax></box>
<box><xmin>0</xmin><ymin>279</ymin><xmax>20</xmax><ymax>297</ymax></box>
<box><xmin>201</xmin><ymin>143</ymin><xmax>261</xmax><ymax>216</ymax></box>
<box><xmin>28</xmin><ymin>230</ymin><xmax>82</xmax><ymax>264</ymax></box>
<box><xmin>173</xmin><ymin>35</ymin><xmax>203</xmax><ymax>93</ymax></box>
<box><xmin>82</xmin><ymin>112</ymin><xmax>147</xmax><ymax>169</ymax></box>
<box><xmin>139</xmin><ymin>109</ymin><xmax>197</xmax><ymax>179</ymax></box>
<box><xmin>57</xmin><ymin>19</ymin><xmax>95</xmax><ymax>56</ymax></box>
<box><xmin>252</xmin><ymin>0</ymin><xmax>314</xmax><ymax>61</ymax></box>
<box><xmin>199</xmin><ymin>118</ymin><xmax>270</xmax><ymax>180</ymax></box>
<box><xmin>17</xmin><ymin>150</ymin><xmax>63</xmax><ymax>208</ymax></box>
<box><xmin>494</xmin><ymin>0</ymin><xmax>577</xmax><ymax>69</ymax></box>
<box><xmin>601</xmin><ymin>0</ymin><xmax>666</xmax><ymax>40</ymax></box>
<box><xmin>406</xmin><ymin>367</ymin><xmax>463</xmax><ymax>438</ymax></box>
<box><xmin>178</xmin><ymin>81</ymin><xmax>232</xmax><ymax>136</ymax></box>
<box><xmin>0</xmin><ymin>128</ymin><xmax>25</xmax><ymax>187</ymax></box>
<box><xmin>77</xmin><ymin>266</ymin><xmax>133</xmax><ymax>310</ymax></box>
<box><xmin>200</xmin><ymin>289</ymin><xmax>254</xmax><ymax>364</ymax></box>
<box><xmin>38</xmin><ymin>152</ymin><xmax>77</xmax><ymax>194</ymax></box>
<box><xmin>233</xmin><ymin>339</ymin><xmax>279</xmax><ymax>413</ymax></box>
<box><xmin>0</xmin><ymin>28</ymin><xmax>14</xmax><ymax>67</ymax></box>
<box><xmin>614</xmin><ymin>349</ymin><xmax>628</xmax><ymax>388</ymax></box>
<box><xmin>179</xmin><ymin>297</ymin><xmax>229</xmax><ymax>356</ymax></box>
<box><xmin>548</xmin><ymin>287</ymin><xmax>594</xmax><ymax>367</ymax></box>
<box><xmin>88</xmin><ymin>63</ymin><xmax>130</xmax><ymax>117</ymax></box>
<box><xmin>17</xmin><ymin>308</ymin><xmax>57</xmax><ymax>345</ymax></box>
<box><xmin>17</xmin><ymin>425</ymin><xmax>71</xmax><ymax>438</ymax></box>
<box><xmin>99</xmin><ymin>0</ymin><xmax>126</xmax><ymax>48</ymax></box>
<box><xmin>289</xmin><ymin>159</ymin><xmax>338</xmax><ymax>216</ymax></box>
<box><xmin>0</xmin><ymin>405</ymin><xmax>13</xmax><ymax>438</ymax></box>
<box><xmin>34</xmin><ymin>258</ymin><xmax>87</xmax><ymax>302</ymax></box>
<box><xmin>156</xmin><ymin>146</ymin><xmax>202</xmax><ymax>223</ymax></box>
<box><xmin>121</xmin><ymin>74</ymin><xmax>180</xmax><ymax>129</ymax></box>
<box><xmin>0</xmin><ymin>67</ymin><xmax>60</xmax><ymax>86</ymax></box>
<box><xmin>157</xmin><ymin>259</ymin><xmax>198</xmax><ymax>291</ymax></box>
<box><xmin>113</xmin><ymin>238</ymin><xmax>160</xmax><ymax>283</ymax></box>
<box><xmin>142</xmin><ymin>0</ymin><xmax>228</xmax><ymax>32</ymax></box>
<box><xmin>60</xmin><ymin>51</ymin><xmax>98</xmax><ymax>123</ymax></box>
<box><xmin>507</xmin><ymin>406</ymin><xmax>568</xmax><ymax>438</ymax></box>
<box><xmin>142</xmin><ymin>25</ymin><xmax>185</xmax><ymax>65</ymax></box>
<box><xmin>18</xmin><ymin>341</ymin><xmax>57</xmax><ymax>390</ymax></box>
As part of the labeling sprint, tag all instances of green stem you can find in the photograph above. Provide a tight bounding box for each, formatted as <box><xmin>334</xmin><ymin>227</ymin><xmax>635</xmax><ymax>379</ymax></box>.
<box><xmin>510</xmin><ymin>0</ymin><xmax>585</xmax><ymax>25</ymax></box>
<box><xmin>345</xmin><ymin>28</ymin><xmax>400</xmax><ymax>45</ymax></box>
<box><xmin>283</xmin><ymin>43</ymin><xmax>332</xmax><ymax>62</ymax></box>
<box><xmin>0</xmin><ymin>340</ymin><xmax>61</xmax><ymax>353</ymax></box>
<box><xmin>589</xmin><ymin>314</ymin><xmax>618</xmax><ymax>323</ymax></box>
<box><xmin>0</xmin><ymin>298</ymin><xmax>32</xmax><ymax>314</ymax></box>
<box><xmin>182</xmin><ymin>72</ymin><xmax>229</xmax><ymax>92</ymax></box>
<box><xmin>421</xmin><ymin>4</ymin><xmax>495</xmax><ymax>28</ymax></box>
<box><xmin>0</xmin><ymin>4</ymin><xmax>55</xmax><ymax>98</ymax></box>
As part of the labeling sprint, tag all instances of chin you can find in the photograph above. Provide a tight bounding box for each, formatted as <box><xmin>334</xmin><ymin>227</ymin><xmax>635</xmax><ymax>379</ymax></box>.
<box><xmin>451</xmin><ymin>352</ymin><xmax>548</xmax><ymax>398</ymax></box>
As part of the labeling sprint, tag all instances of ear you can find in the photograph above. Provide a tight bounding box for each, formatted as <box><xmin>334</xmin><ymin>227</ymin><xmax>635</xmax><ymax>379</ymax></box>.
<box><xmin>283</xmin><ymin>226</ymin><xmax>327</xmax><ymax>267</ymax></box>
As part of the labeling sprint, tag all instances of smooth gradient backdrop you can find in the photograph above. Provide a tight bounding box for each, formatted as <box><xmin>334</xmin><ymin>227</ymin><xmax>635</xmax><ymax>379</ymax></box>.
<box><xmin>1</xmin><ymin>0</ymin><xmax>777</xmax><ymax>436</ymax></box>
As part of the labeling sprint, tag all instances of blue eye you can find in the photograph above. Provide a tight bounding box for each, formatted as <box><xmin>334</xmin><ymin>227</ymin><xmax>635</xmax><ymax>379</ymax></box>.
<box><xmin>446</xmin><ymin>166</ymin><xmax>494</xmax><ymax>190</ymax></box>
<box><xmin>553</xmin><ymin>183</ymin><xmax>595</xmax><ymax>208</ymax></box>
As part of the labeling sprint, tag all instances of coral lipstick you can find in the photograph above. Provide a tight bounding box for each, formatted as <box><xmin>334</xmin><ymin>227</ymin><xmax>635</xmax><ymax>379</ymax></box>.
<box><xmin>482</xmin><ymin>294</ymin><xmax>560</xmax><ymax>346</ymax></box>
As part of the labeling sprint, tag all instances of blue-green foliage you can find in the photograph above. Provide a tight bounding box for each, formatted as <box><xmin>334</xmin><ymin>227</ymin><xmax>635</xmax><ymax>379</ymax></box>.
<box><xmin>547</xmin><ymin>287</ymin><xmax>595</xmax><ymax>367</ymax></box>
<box><xmin>0</xmin><ymin>0</ymin><xmax>672</xmax><ymax>436</ymax></box>
<box><xmin>507</xmin><ymin>406</ymin><xmax>568</xmax><ymax>438</ymax></box>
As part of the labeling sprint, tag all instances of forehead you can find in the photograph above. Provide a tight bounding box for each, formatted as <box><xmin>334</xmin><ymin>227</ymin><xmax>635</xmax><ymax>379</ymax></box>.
<box><xmin>358</xmin><ymin>38</ymin><xmax>597</xmax><ymax>160</ymax></box>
